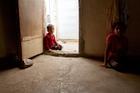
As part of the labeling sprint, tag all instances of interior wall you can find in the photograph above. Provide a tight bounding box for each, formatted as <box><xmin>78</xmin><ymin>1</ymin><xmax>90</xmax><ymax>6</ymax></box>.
<box><xmin>0</xmin><ymin>0</ymin><xmax>19</xmax><ymax>58</ymax></box>
<box><xmin>80</xmin><ymin>0</ymin><xmax>140</xmax><ymax>58</ymax></box>
<box><xmin>0</xmin><ymin>0</ymin><xmax>139</xmax><ymax>59</ymax></box>
<box><xmin>80</xmin><ymin>0</ymin><xmax>113</xmax><ymax>57</ymax></box>
<box><xmin>126</xmin><ymin>0</ymin><xmax>140</xmax><ymax>56</ymax></box>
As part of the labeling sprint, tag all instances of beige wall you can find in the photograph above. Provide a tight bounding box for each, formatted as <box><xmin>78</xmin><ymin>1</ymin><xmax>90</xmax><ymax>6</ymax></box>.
<box><xmin>81</xmin><ymin>0</ymin><xmax>140</xmax><ymax>57</ymax></box>
<box><xmin>126</xmin><ymin>0</ymin><xmax>140</xmax><ymax>56</ymax></box>
<box><xmin>0</xmin><ymin>0</ymin><xmax>139</xmax><ymax>58</ymax></box>
<box><xmin>80</xmin><ymin>0</ymin><xmax>113</xmax><ymax>57</ymax></box>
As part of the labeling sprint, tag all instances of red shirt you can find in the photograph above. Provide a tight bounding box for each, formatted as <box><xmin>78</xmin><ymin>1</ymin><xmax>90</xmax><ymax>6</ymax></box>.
<box><xmin>106</xmin><ymin>32</ymin><xmax>128</xmax><ymax>60</ymax></box>
<box><xmin>44</xmin><ymin>33</ymin><xmax>57</xmax><ymax>50</ymax></box>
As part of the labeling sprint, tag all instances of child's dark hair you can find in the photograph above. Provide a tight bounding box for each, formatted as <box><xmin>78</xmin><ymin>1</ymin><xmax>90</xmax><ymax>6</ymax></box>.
<box><xmin>47</xmin><ymin>24</ymin><xmax>54</xmax><ymax>31</ymax></box>
<box><xmin>111</xmin><ymin>22</ymin><xmax>126</xmax><ymax>31</ymax></box>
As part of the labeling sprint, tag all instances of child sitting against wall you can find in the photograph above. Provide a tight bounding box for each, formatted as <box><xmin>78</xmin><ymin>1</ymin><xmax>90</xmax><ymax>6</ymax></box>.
<box><xmin>44</xmin><ymin>24</ymin><xmax>62</xmax><ymax>50</ymax></box>
<box><xmin>103</xmin><ymin>22</ymin><xmax>128</xmax><ymax>70</ymax></box>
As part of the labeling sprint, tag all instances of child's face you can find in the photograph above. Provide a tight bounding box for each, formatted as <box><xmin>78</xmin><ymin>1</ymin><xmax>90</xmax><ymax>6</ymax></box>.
<box><xmin>48</xmin><ymin>26</ymin><xmax>54</xmax><ymax>33</ymax></box>
<box><xmin>114</xmin><ymin>27</ymin><xmax>120</xmax><ymax>35</ymax></box>
<box><xmin>114</xmin><ymin>26</ymin><xmax>125</xmax><ymax>36</ymax></box>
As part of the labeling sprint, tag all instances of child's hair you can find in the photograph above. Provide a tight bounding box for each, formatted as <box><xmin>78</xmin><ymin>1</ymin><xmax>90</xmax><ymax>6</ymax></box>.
<box><xmin>111</xmin><ymin>21</ymin><xmax>126</xmax><ymax>31</ymax></box>
<box><xmin>47</xmin><ymin>24</ymin><xmax>54</xmax><ymax>31</ymax></box>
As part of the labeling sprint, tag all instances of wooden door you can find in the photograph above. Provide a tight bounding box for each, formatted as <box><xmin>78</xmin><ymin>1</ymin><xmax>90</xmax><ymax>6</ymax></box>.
<box><xmin>18</xmin><ymin>0</ymin><xmax>44</xmax><ymax>59</ymax></box>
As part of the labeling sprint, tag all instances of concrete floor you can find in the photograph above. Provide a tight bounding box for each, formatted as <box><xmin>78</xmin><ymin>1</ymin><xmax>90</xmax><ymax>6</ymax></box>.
<box><xmin>0</xmin><ymin>55</ymin><xmax>140</xmax><ymax>93</ymax></box>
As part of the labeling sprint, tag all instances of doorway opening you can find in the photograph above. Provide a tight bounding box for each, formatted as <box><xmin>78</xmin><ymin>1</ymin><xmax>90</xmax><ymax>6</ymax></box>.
<box><xmin>44</xmin><ymin>0</ymin><xmax>79</xmax><ymax>55</ymax></box>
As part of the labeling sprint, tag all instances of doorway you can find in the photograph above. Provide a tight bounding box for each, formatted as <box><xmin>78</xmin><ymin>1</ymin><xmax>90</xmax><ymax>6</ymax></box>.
<box><xmin>44</xmin><ymin>0</ymin><xmax>79</xmax><ymax>55</ymax></box>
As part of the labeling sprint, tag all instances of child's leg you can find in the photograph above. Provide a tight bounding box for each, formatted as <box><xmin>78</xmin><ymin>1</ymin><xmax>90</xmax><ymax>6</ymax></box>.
<box><xmin>51</xmin><ymin>44</ymin><xmax>62</xmax><ymax>50</ymax></box>
<box><xmin>57</xmin><ymin>44</ymin><xmax>62</xmax><ymax>50</ymax></box>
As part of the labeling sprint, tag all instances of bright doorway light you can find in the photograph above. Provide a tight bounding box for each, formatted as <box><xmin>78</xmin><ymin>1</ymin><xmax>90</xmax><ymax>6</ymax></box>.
<box><xmin>45</xmin><ymin>0</ymin><xmax>79</xmax><ymax>54</ymax></box>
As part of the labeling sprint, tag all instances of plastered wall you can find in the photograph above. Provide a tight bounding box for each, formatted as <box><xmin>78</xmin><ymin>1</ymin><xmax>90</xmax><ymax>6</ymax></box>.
<box><xmin>0</xmin><ymin>0</ymin><xmax>139</xmax><ymax>59</ymax></box>
<box><xmin>81</xmin><ymin>0</ymin><xmax>140</xmax><ymax>57</ymax></box>
<box><xmin>80</xmin><ymin>0</ymin><xmax>113</xmax><ymax>57</ymax></box>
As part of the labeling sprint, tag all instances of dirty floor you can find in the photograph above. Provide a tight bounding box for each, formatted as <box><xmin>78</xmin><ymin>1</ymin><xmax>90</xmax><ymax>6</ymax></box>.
<box><xmin>44</xmin><ymin>40</ymin><xmax>79</xmax><ymax>56</ymax></box>
<box><xmin>0</xmin><ymin>55</ymin><xmax>140</xmax><ymax>93</ymax></box>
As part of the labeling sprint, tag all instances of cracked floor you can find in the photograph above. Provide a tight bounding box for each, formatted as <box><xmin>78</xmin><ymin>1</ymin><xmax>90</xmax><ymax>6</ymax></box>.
<box><xmin>0</xmin><ymin>55</ymin><xmax>140</xmax><ymax>93</ymax></box>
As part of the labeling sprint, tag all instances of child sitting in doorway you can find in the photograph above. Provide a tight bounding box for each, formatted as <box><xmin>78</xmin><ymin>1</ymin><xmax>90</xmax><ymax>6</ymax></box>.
<box><xmin>44</xmin><ymin>24</ymin><xmax>62</xmax><ymax>50</ymax></box>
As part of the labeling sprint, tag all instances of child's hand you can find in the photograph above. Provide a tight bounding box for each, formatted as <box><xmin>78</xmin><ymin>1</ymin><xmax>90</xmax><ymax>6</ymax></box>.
<box><xmin>48</xmin><ymin>49</ymin><xmax>51</xmax><ymax>52</ymax></box>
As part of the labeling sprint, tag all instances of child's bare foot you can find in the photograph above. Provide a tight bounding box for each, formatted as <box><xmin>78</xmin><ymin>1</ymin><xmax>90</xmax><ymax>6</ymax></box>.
<box><xmin>101</xmin><ymin>64</ymin><xmax>107</xmax><ymax>67</ymax></box>
<box><xmin>101</xmin><ymin>64</ymin><xmax>111</xmax><ymax>68</ymax></box>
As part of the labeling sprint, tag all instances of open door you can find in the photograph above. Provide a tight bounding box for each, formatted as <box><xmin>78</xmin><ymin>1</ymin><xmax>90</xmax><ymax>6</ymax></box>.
<box><xmin>18</xmin><ymin>0</ymin><xmax>44</xmax><ymax>59</ymax></box>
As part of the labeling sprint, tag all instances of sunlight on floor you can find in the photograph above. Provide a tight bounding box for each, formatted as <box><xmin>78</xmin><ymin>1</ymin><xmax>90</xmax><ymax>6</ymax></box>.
<box><xmin>44</xmin><ymin>40</ymin><xmax>79</xmax><ymax>56</ymax></box>
<box><xmin>58</xmin><ymin>40</ymin><xmax>79</xmax><ymax>54</ymax></box>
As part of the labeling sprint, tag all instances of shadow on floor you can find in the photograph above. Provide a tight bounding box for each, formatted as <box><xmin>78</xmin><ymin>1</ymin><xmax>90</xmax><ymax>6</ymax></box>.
<box><xmin>0</xmin><ymin>55</ymin><xmax>19</xmax><ymax>71</ymax></box>
<box><xmin>112</xmin><ymin>57</ymin><xmax>140</xmax><ymax>75</ymax></box>
<box><xmin>1</xmin><ymin>54</ymin><xmax>140</xmax><ymax>75</ymax></box>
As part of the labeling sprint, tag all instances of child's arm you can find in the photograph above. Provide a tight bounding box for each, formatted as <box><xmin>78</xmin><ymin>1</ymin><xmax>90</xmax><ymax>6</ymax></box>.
<box><xmin>53</xmin><ymin>35</ymin><xmax>58</xmax><ymax>45</ymax></box>
<box><xmin>104</xmin><ymin>34</ymin><xmax>112</xmax><ymax>66</ymax></box>
<box><xmin>44</xmin><ymin>35</ymin><xmax>51</xmax><ymax>50</ymax></box>
<box><xmin>104</xmin><ymin>43</ymin><xmax>110</xmax><ymax>66</ymax></box>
